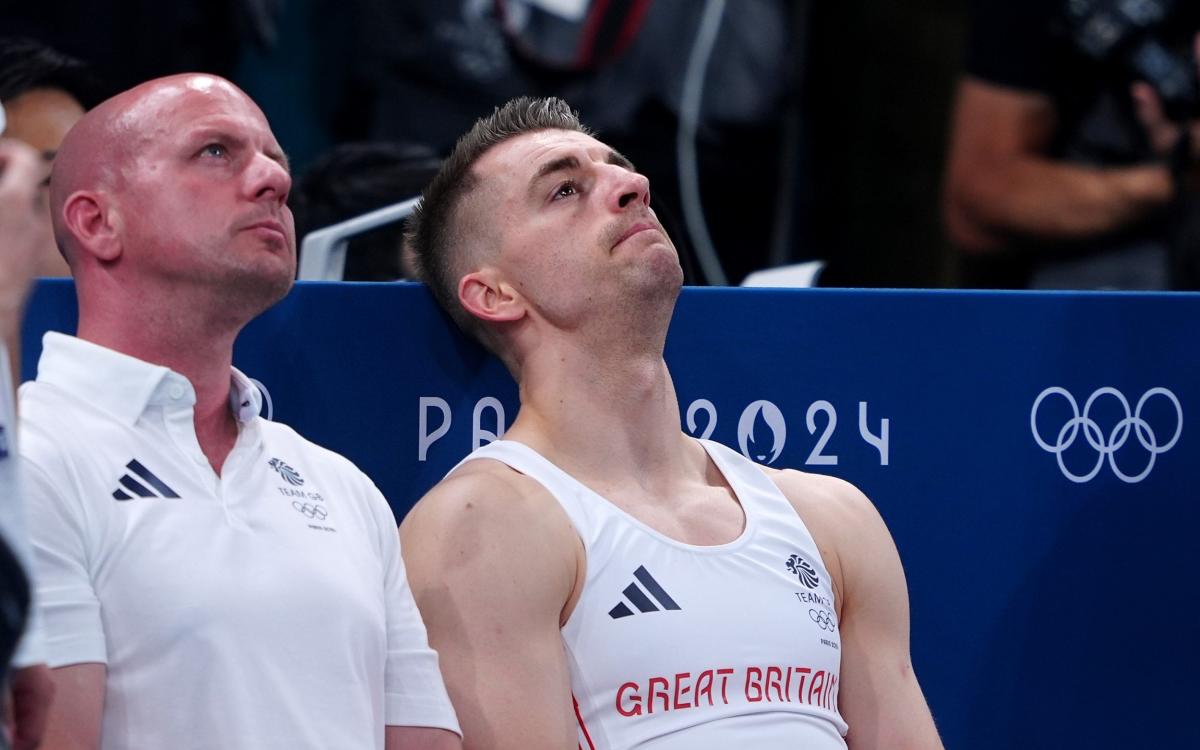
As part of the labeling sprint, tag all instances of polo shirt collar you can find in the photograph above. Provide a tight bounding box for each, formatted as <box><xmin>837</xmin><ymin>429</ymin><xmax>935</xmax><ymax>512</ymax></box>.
<box><xmin>229</xmin><ymin>367</ymin><xmax>263</xmax><ymax>423</ymax></box>
<box><xmin>37</xmin><ymin>332</ymin><xmax>262</xmax><ymax>426</ymax></box>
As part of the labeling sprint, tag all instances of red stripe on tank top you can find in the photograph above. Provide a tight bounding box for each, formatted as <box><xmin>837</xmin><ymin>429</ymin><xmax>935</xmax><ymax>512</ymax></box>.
<box><xmin>574</xmin><ymin>693</ymin><xmax>598</xmax><ymax>750</ymax></box>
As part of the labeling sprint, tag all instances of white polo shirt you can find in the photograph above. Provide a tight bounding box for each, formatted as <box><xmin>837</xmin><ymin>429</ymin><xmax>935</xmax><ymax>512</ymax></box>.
<box><xmin>19</xmin><ymin>333</ymin><xmax>459</xmax><ymax>750</ymax></box>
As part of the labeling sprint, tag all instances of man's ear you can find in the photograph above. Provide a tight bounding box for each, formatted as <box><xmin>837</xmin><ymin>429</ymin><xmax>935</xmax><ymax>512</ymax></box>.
<box><xmin>459</xmin><ymin>268</ymin><xmax>525</xmax><ymax>324</ymax></box>
<box><xmin>62</xmin><ymin>191</ymin><xmax>122</xmax><ymax>262</ymax></box>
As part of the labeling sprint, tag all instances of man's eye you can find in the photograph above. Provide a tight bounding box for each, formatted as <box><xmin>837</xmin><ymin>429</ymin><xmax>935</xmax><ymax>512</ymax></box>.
<box><xmin>553</xmin><ymin>181</ymin><xmax>578</xmax><ymax>200</ymax></box>
<box><xmin>200</xmin><ymin>143</ymin><xmax>227</xmax><ymax>158</ymax></box>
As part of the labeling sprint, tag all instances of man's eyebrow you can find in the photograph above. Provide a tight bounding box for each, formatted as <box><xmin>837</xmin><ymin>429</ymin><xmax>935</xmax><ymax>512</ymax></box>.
<box><xmin>530</xmin><ymin>155</ymin><xmax>580</xmax><ymax>188</ymax></box>
<box><xmin>270</xmin><ymin>148</ymin><xmax>291</xmax><ymax>173</ymax></box>
<box><xmin>191</xmin><ymin>127</ymin><xmax>238</xmax><ymax>147</ymax></box>
<box><xmin>527</xmin><ymin>149</ymin><xmax>638</xmax><ymax>195</ymax></box>
<box><xmin>607</xmin><ymin>149</ymin><xmax>636</xmax><ymax>172</ymax></box>
<box><xmin>189</xmin><ymin>127</ymin><xmax>291</xmax><ymax>172</ymax></box>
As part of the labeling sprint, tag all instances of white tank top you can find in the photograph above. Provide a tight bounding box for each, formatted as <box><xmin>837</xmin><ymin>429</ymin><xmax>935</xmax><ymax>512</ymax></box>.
<box><xmin>455</xmin><ymin>438</ymin><xmax>848</xmax><ymax>749</ymax></box>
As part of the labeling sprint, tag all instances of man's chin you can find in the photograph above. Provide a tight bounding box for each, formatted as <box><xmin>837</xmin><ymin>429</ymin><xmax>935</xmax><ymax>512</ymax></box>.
<box><xmin>643</xmin><ymin>245</ymin><xmax>685</xmax><ymax>288</ymax></box>
<box><xmin>221</xmin><ymin>261</ymin><xmax>295</xmax><ymax>313</ymax></box>
<box><xmin>256</xmin><ymin>266</ymin><xmax>296</xmax><ymax>305</ymax></box>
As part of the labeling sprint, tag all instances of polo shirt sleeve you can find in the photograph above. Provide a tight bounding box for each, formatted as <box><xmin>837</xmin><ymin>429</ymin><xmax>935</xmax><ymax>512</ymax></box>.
<box><xmin>10</xmin><ymin>601</ymin><xmax>46</xmax><ymax>669</ymax></box>
<box><xmin>371</xmin><ymin>483</ymin><xmax>461</xmax><ymax>735</ymax></box>
<box><xmin>21</xmin><ymin>458</ymin><xmax>107</xmax><ymax>668</ymax></box>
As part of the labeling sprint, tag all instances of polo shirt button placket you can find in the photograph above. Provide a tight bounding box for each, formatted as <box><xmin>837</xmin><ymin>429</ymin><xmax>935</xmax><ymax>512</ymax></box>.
<box><xmin>159</xmin><ymin>384</ymin><xmax>215</xmax><ymax>493</ymax></box>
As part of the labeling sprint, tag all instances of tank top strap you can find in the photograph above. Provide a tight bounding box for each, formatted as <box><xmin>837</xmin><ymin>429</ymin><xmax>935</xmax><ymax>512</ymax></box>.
<box><xmin>698</xmin><ymin>438</ymin><xmax>821</xmax><ymax>547</ymax></box>
<box><xmin>448</xmin><ymin>439</ymin><xmax>555</xmax><ymax>480</ymax></box>
<box><xmin>447</xmin><ymin>439</ymin><xmax>601</xmax><ymax>527</ymax></box>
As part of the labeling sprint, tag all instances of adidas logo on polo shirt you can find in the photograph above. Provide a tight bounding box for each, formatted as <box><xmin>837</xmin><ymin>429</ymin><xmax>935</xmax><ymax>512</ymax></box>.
<box><xmin>608</xmin><ymin>566</ymin><xmax>681</xmax><ymax>619</ymax></box>
<box><xmin>111</xmin><ymin>459</ymin><xmax>180</xmax><ymax>501</ymax></box>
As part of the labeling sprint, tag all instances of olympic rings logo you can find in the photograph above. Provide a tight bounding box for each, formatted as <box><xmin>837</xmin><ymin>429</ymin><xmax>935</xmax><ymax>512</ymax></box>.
<box><xmin>808</xmin><ymin>609</ymin><xmax>837</xmax><ymax>632</ymax></box>
<box><xmin>292</xmin><ymin>501</ymin><xmax>328</xmax><ymax>520</ymax></box>
<box><xmin>1030</xmin><ymin>387</ymin><xmax>1182</xmax><ymax>483</ymax></box>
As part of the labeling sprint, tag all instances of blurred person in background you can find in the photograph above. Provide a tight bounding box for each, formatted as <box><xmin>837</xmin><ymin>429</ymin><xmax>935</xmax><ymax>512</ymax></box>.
<box><xmin>0</xmin><ymin>37</ymin><xmax>102</xmax><ymax>278</ymax></box>
<box><xmin>352</xmin><ymin>0</ymin><xmax>809</xmax><ymax>285</ymax></box>
<box><xmin>4</xmin><ymin>2</ymin><xmax>262</xmax><ymax>95</ymax></box>
<box><xmin>943</xmin><ymin>0</ymin><xmax>1200</xmax><ymax>289</ymax></box>
<box><xmin>0</xmin><ymin>134</ymin><xmax>58</xmax><ymax>750</ymax></box>
<box><xmin>292</xmin><ymin>142</ymin><xmax>442</xmax><ymax>280</ymax></box>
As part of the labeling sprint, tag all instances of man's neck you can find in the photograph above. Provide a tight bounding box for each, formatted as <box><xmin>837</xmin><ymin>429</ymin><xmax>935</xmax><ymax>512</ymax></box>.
<box><xmin>77</xmin><ymin>311</ymin><xmax>242</xmax><ymax>474</ymax></box>
<box><xmin>506</xmin><ymin>337</ymin><xmax>692</xmax><ymax>490</ymax></box>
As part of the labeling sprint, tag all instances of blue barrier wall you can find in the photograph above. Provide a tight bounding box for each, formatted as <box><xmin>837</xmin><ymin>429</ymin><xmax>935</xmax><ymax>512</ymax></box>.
<box><xmin>22</xmin><ymin>280</ymin><xmax>1200</xmax><ymax>748</ymax></box>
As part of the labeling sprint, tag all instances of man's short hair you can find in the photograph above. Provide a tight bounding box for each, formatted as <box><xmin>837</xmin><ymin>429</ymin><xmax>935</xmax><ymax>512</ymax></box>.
<box><xmin>0</xmin><ymin>37</ymin><xmax>103</xmax><ymax>108</ymax></box>
<box><xmin>404</xmin><ymin>96</ymin><xmax>591</xmax><ymax>346</ymax></box>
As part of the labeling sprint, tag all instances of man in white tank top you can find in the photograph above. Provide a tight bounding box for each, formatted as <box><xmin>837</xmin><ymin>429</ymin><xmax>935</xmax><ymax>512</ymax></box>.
<box><xmin>401</xmin><ymin>96</ymin><xmax>943</xmax><ymax>749</ymax></box>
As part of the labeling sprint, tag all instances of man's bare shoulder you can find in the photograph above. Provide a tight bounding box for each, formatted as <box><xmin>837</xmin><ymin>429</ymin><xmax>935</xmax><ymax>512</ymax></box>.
<box><xmin>401</xmin><ymin>456</ymin><xmax>581</xmax><ymax>631</ymax></box>
<box><xmin>761</xmin><ymin>465</ymin><xmax>879</xmax><ymax>529</ymax></box>
<box><xmin>759</xmin><ymin>466</ymin><xmax>890</xmax><ymax>608</ymax></box>
<box><xmin>402</xmin><ymin>457</ymin><xmax>578</xmax><ymax>574</ymax></box>
<box><xmin>762</xmin><ymin>471</ymin><xmax>941</xmax><ymax>746</ymax></box>
<box><xmin>407</xmin><ymin>457</ymin><xmax>561</xmax><ymax>528</ymax></box>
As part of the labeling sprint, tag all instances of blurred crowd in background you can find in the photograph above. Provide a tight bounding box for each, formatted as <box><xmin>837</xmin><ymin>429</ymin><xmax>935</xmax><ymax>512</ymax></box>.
<box><xmin>4</xmin><ymin>0</ymin><xmax>1200</xmax><ymax>289</ymax></box>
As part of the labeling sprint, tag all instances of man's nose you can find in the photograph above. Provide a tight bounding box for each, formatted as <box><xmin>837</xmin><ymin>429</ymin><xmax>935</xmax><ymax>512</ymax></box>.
<box><xmin>248</xmin><ymin>153</ymin><xmax>291</xmax><ymax>206</ymax></box>
<box><xmin>610</xmin><ymin>167</ymin><xmax>651</xmax><ymax>211</ymax></box>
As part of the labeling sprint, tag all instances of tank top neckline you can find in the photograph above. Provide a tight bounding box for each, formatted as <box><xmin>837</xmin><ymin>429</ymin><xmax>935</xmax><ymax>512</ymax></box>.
<box><xmin>484</xmin><ymin>438</ymin><xmax>762</xmax><ymax>554</ymax></box>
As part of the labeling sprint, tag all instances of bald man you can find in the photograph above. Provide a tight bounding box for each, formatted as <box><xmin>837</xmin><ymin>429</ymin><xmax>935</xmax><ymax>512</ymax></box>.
<box><xmin>18</xmin><ymin>75</ymin><xmax>461</xmax><ymax>750</ymax></box>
